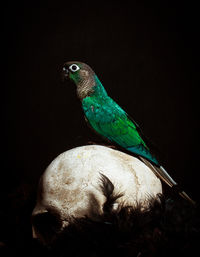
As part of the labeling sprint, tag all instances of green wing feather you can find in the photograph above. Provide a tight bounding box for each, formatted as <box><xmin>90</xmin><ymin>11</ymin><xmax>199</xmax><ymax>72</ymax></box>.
<box><xmin>82</xmin><ymin>96</ymin><xmax>159</xmax><ymax>165</ymax></box>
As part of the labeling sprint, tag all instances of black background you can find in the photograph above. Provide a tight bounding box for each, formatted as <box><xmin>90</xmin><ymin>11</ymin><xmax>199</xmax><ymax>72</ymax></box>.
<box><xmin>1</xmin><ymin>0</ymin><xmax>200</xmax><ymax>243</ymax></box>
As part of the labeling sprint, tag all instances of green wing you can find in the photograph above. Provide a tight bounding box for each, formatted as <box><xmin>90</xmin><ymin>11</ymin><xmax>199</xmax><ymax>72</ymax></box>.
<box><xmin>82</xmin><ymin>96</ymin><xmax>159</xmax><ymax>165</ymax></box>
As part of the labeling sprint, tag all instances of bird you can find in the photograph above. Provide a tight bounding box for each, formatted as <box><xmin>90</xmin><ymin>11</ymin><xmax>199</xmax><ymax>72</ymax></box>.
<box><xmin>62</xmin><ymin>61</ymin><xmax>195</xmax><ymax>205</ymax></box>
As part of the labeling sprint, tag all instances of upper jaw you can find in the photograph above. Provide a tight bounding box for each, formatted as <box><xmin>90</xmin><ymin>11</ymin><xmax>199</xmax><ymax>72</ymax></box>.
<box><xmin>61</xmin><ymin>66</ymin><xmax>69</xmax><ymax>81</ymax></box>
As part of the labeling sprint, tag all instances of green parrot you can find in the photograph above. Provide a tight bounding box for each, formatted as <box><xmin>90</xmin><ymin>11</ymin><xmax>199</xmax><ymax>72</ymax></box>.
<box><xmin>62</xmin><ymin>61</ymin><xmax>195</xmax><ymax>205</ymax></box>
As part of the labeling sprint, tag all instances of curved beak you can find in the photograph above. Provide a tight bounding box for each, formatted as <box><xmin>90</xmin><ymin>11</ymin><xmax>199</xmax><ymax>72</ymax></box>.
<box><xmin>61</xmin><ymin>66</ymin><xmax>69</xmax><ymax>82</ymax></box>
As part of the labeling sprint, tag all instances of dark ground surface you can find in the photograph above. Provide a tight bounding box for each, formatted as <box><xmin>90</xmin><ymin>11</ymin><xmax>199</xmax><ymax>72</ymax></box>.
<box><xmin>1</xmin><ymin>1</ymin><xmax>200</xmax><ymax>256</ymax></box>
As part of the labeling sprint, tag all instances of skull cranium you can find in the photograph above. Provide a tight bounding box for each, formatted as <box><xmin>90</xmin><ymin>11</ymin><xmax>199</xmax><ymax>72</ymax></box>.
<box><xmin>32</xmin><ymin>145</ymin><xmax>162</xmax><ymax>244</ymax></box>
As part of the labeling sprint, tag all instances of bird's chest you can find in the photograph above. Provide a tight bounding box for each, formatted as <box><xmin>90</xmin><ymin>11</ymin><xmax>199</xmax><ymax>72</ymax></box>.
<box><xmin>82</xmin><ymin>100</ymin><xmax>102</xmax><ymax>121</ymax></box>
<box><xmin>82</xmin><ymin>97</ymin><xmax>113</xmax><ymax>122</ymax></box>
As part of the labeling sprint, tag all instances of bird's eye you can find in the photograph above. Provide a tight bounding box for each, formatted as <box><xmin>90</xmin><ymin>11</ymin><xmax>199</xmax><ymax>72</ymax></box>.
<box><xmin>69</xmin><ymin>64</ymin><xmax>80</xmax><ymax>72</ymax></box>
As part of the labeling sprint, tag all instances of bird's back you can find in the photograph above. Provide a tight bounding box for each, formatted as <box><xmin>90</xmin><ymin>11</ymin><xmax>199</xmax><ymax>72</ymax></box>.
<box><xmin>82</xmin><ymin>95</ymin><xmax>159</xmax><ymax>165</ymax></box>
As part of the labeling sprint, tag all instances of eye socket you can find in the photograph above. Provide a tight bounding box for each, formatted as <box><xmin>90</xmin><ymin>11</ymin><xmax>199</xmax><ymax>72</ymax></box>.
<box><xmin>69</xmin><ymin>64</ymin><xmax>80</xmax><ymax>72</ymax></box>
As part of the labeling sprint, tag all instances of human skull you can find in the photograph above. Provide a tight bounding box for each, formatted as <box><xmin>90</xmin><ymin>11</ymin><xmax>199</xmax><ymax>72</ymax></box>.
<box><xmin>32</xmin><ymin>145</ymin><xmax>162</xmax><ymax>244</ymax></box>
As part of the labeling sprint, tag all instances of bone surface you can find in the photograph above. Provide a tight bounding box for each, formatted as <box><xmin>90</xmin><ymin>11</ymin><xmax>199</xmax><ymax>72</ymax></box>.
<box><xmin>32</xmin><ymin>145</ymin><xmax>162</xmax><ymax>242</ymax></box>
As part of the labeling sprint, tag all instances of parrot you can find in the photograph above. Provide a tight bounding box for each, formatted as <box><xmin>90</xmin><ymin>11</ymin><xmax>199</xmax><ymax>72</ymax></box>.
<box><xmin>61</xmin><ymin>61</ymin><xmax>195</xmax><ymax>205</ymax></box>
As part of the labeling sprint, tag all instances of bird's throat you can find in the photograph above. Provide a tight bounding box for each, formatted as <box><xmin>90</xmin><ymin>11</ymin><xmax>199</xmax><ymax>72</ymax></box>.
<box><xmin>76</xmin><ymin>75</ymin><xmax>95</xmax><ymax>99</ymax></box>
<box><xmin>77</xmin><ymin>75</ymin><xmax>107</xmax><ymax>100</ymax></box>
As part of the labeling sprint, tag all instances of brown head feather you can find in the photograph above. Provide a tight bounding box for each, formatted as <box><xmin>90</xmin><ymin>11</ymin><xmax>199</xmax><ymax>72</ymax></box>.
<box><xmin>63</xmin><ymin>61</ymin><xmax>96</xmax><ymax>99</ymax></box>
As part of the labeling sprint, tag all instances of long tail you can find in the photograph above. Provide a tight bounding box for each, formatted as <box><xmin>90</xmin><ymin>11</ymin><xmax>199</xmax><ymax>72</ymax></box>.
<box><xmin>139</xmin><ymin>156</ymin><xmax>196</xmax><ymax>205</ymax></box>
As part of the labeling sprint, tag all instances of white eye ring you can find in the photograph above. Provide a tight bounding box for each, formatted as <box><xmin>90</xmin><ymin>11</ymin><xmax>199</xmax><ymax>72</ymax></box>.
<box><xmin>69</xmin><ymin>64</ymin><xmax>80</xmax><ymax>72</ymax></box>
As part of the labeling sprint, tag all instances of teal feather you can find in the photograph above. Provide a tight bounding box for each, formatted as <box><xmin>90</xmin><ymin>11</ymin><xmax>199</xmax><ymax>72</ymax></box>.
<box><xmin>82</xmin><ymin>75</ymin><xmax>159</xmax><ymax>165</ymax></box>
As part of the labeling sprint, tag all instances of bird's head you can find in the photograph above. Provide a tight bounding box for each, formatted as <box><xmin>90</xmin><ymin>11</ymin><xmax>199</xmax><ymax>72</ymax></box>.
<box><xmin>62</xmin><ymin>61</ymin><xmax>96</xmax><ymax>99</ymax></box>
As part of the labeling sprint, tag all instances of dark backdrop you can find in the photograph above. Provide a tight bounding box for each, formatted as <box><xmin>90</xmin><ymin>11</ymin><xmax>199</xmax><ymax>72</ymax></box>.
<box><xmin>1</xmin><ymin>1</ymin><xmax>199</xmax><ymax>204</ymax></box>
